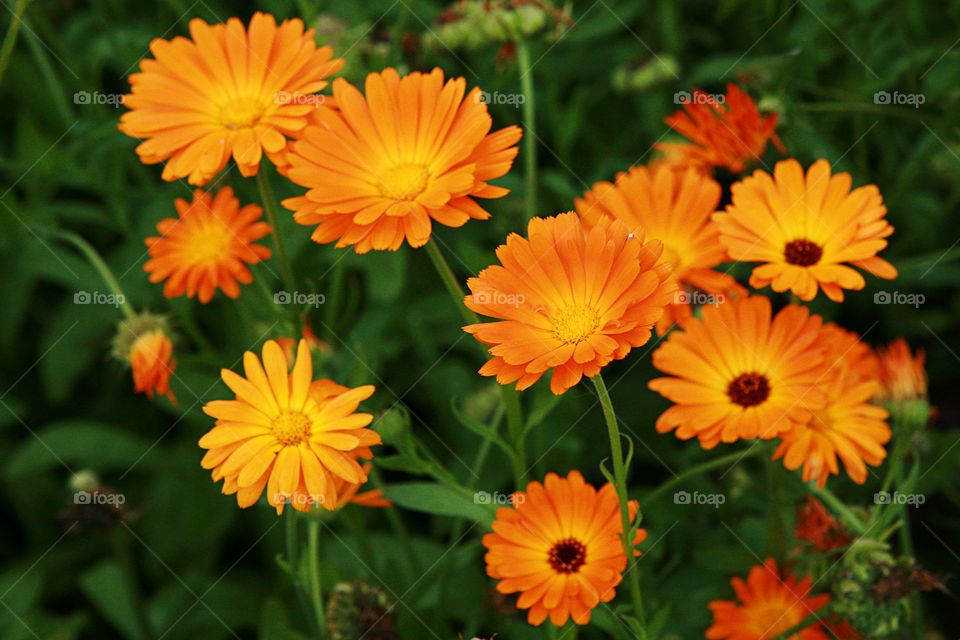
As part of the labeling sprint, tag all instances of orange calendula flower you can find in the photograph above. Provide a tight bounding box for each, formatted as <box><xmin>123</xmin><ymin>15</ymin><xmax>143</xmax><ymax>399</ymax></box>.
<box><xmin>575</xmin><ymin>163</ymin><xmax>745</xmax><ymax>334</ymax></box>
<box><xmin>482</xmin><ymin>470</ymin><xmax>646</xmax><ymax>627</ymax></box>
<box><xmin>128</xmin><ymin>328</ymin><xmax>177</xmax><ymax>404</ymax></box>
<box><xmin>773</xmin><ymin>324</ymin><xmax>890</xmax><ymax>488</ymax></box>
<box><xmin>464</xmin><ymin>212</ymin><xmax>676</xmax><ymax>395</ymax></box>
<box><xmin>707</xmin><ymin>558</ymin><xmax>831</xmax><ymax>640</ymax></box>
<box><xmin>655</xmin><ymin>84</ymin><xmax>785</xmax><ymax>174</ymax></box>
<box><xmin>199</xmin><ymin>339</ymin><xmax>380</xmax><ymax>514</ymax></box>
<box><xmin>714</xmin><ymin>158</ymin><xmax>897</xmax><ymax>302</ymax></box>
<box><xmin>873</xmin><ymin>338</ymin><xmax>927</xmax><ymax>403</ymax></box>
<box><xmin>144</xmin><ymin>187</ymin><xmax>272</xmax><ymax>303</ymax></box>
<box><xmin>281</xmin><ymin>67</ymin><xmax>522</xmax><ymax>253</ymax></box>
<box><xmin>795</xmin><ymin>495</ymin><xmax>850</xmax><ymax>552</ymax></box>
<box><xmin>120</xmin><ymin>12</ymin><xmax>343</xmax><ymax>185</ymax></box>
<box><xmin>649</xmin><ymin>296</ymin><xmax>826</xmax><ymax>448</ymax></box>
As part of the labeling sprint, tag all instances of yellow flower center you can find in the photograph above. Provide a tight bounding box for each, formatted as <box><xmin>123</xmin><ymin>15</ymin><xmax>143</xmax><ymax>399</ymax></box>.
<box><xmin>185</xmin><ymin>221</ymin><xmax>233</xmax><ymax>265</ymax></box>
<box><xmin>218</xmin><ymin>97</ymin><xmax>265</xmax><ymax>130</ymax></box>
<box><xmin>552</xmin><ymin>305</ymin><xmax>601</xmax><ymax>344</ymax></box>
<box><xmin>271</xmin><ymin>409</ymin><xmax>312</xmax><ymax>447</ymax></box>
<box><xmin>660</xmin><ymin>245</ymin><xmax>683</xmax><ymax>272</ymax></box>
<box><xmin>750</xmin><ymin>600</ymin><xmax>803</xmax><ymax>636</ymax></box>
<box><xmin>378</xmin><ymin>163</ymin><xmax>430</xmax><ymax>201</ymax></box>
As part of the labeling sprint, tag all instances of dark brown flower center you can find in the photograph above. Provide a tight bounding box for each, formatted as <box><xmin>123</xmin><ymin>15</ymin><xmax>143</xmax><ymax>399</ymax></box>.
<box><xmin>727</xmin><ymin>372</ymin><xmax>771</xmax><ymax>407</ymax></box>
<box><xmin>548</xmin><ymin>537</ymin><xmax>587</xmax><ymax>574</ymax></box>
<box><xmin>784</xmin><ymin>239</ymin><xmax>823</xmax><ymax>266</ymax></box>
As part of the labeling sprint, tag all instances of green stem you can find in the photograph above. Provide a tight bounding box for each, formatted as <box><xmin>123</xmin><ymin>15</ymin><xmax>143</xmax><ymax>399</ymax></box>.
<box><xmin>115</xmin><ymin>528</ymin><xmax>155</xmax><ymax>640</ymax></box>
<box><xmin>322</xmin><ymin>259</ymin><xmax>346</xmax><ymax>341</ymax></box>
<box><xmin>516</xmin><ymin>39</ymin><xmax>537</xmax><ymax>218</ymax></box>
<box><xmin>592</xmin><ymin>374</ymin><xmax>646</xmax><ymax>636</ymax></box>
<box><xmin>0</xmin><ymin>0</ymin><xmax>30</xmax><ymax>88</ymax></box>
<box><xmin>765</xmin><ymin>452</ymin><xmax>786</xmax><ymax>559</ymax></box>
<box><xmin>54</xmin><ymin>230</ymin><xmax>135</xmax><ymax>320</ymax></box>
<box><xmin>306</xmin><ymin>519</ymin><xmax>328</xmax><ymax>639</ymax></box>
<box><xmin>423</xmin><ymin>239</ymin><xmax>527</xmax><ymax>487</ymax></box>
<box><xmin>809</xmin><ymin>484</ymin><xmax>868</xmax><ymax>537</ymax></box>
<box><xmin>257</xmin><ymin>169</ymin><xmax>298</xmax><ymax>308</ymax></box>
<box><xmin>286</xmin><ymin>512</ymin><xmax>322</xmax><ymax>640</ymax></box>
<box><xmin>640</xmin><ymin>447</ymin><xmax>765</xmax><ymax>508</ymax></box>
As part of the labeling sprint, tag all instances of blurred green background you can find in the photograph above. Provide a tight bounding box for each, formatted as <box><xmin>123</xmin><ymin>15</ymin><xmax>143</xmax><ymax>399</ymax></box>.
<box><xmin>0</xmin><ymin>0</ymin><xmax>957</xmax><ymax>638</ymax></box>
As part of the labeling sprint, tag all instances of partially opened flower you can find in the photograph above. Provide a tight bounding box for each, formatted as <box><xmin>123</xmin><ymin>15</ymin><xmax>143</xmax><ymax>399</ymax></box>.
<box><xmin>199</xmin><ymin>339</ymin><xmax>380</xmax><ymax>514</ymax></box>
<box><xmin>281</xmin><ymin>67</ymin><xmax>522</xmax><ymax>253</ymax></box>
<box><xmin>144</xmin><ymin>187</ymin><xmax>272</xmax><ymax>303</ymax></box>
<box><xmin>464</xmin><ymin>212</ymin><xmax>676</xmax><ymax>395</ymax></box>
<box><xmin>649</xmin><ymin>296</ymin><xmax>826</xmax><ymax>448</ymax></box>
<box><xmin>120</xmin><ymin>12</ymin><xmax>343</xmax><ymax>185</ymax></box>
<box><xmin>714</xmin><ymin>159</ymin><xmax>897</xmax><ymax>302</ymax></box>
<box><xmin>873</xmin><ymin>338</ymin><xmax>927</xmax><ymax>404</ymax></box>
<box><xmin>773</xmin><ymin>324</ymin><xmax>890</xmax><ymax>488</ymax></box>
<box><xmin>795</xmin><ymin>495</ymin><xmax>850</xmax><ymax>553</ymax></box>
<box><xmin>655</xmin><ymin>84</ymin><xmax>785</xmax><ymax>174</ymax></box>
<box><xmin>575</xmin><ymin>163</ymin><xmax>745</xmax><ymax>333</ymax></box>
<box><xmin>707</xmin><ymin>558</ymin><xmax>831</xmax><ymax>640</ymax></box>
<box><xmin>128</xmin><ymin>328</ymin><xmax>177</xmax><ymax>404</ymax></box>
<box><xmin>482</xmin><ymin>470</ymin><xmax>646</xmax><ymax>626</ymax></box>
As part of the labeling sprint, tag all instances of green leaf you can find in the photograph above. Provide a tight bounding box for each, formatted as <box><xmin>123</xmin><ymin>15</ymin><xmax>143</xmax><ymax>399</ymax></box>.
<box><xmin>79</xmin><ymin>561</ymin><xmax>148</xmax><ymax>640</ymax></box>
<box><xmin>450</xmin><ymin>395</ymin><xmax>514</xmax><ymax>458</ymax></box>
<box><xmin>383</xmin><ymin>482</ymin><xmax>496</xmax><ymax>525</ymax></box>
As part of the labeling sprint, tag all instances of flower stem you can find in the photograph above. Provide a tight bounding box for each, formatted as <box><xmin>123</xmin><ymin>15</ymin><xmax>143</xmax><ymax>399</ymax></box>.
<box><xmin>256</xmin><ymin>168</ymin><xmax>298</xmax><ymax>309</ymax></box>
<box><xmin>809</xmin><ymin>483</ymin><xmax>868</xmax><ymax>537</ymax></box>
<box><xmin>592</xmin><ymin>374</ymin><xmax>646</xmax><ymax>636</ymax></box>
<box><xmin>639</xmin><ymin>446</ymin><xmax>765</xmax><ymax>508</ymax></box>
<box><xmin>516</xmin><ymin>39</ymin><xmax>537</xmax><ymax>218</ymax></box>
<box><xmin>54</xmin><ymin>230</ymin><xmax>135</xmax><ymax>321</ymax></box>
<box><xmin>423</xmin><ymin>239</ymin><xmax>527</xmax><ymax>487</ymax></box>
<box><xmin>0</xmin><ymin>0</ymin><xmax>29</xmax><ymax>88</ymax></box>
<box><xmin>286</xmin><ymin>511</ymin><xmax>323</xmax><ymax>639</ymax></box>
<box><xmin>306</xmin><ymin>518</ymin><xmax>328</xmax><ymax>639</ymax></box>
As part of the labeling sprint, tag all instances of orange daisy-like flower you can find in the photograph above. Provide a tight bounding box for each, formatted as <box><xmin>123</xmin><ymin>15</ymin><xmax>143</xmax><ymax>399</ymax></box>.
<box><xmin>714</xmin><ymin>159</ymin><xmax>897</xmax><ymax>302</ymax></box>
<box><xmin>873</xmin><ymin>338</ymin><xmax>927</xmax><ymax>403</ymax></box>
<box><xmin>120</xmin><ymin>12</ymin><xmax>343</xmax><ymax>185</ymax></box>
<box><xmin>574</xmin><ymin>163</ymin><xmax>745</xmax><ymax>334</ymax></box>
<box><xmin>482</xmin><ymin>471</ymin><xmax>646</xmax><ymax>626</ymax></box>
<box><xmin>707</xmin><ymin>558</ymin><xmax>831</xmax><ymax>640</ymax></box>
<box><xmin>463</xmin><ymin>212</ymin><xmax>676</xmax><ymax>395</ymax></box>
<box><xmin>281</xmin><ymin>67</ymin><xmax>522</xmax><ymax>253</ymax></box>
<box><xmin>655</xmin><ymin>84</ymin><xmax>785</xmax><ymax>174</ymax></box>
<box><xmin>144</xmin><ymin>187</ymin><xmax>272</xmax><ymax>303</ymax></box>
<box><xmin>129</xmin><ymin>328</ymin><xmax>177</xmax><ymax>404</ymax></box>
<box><xmin>199</xmin><ymin>339</ymin><xmax>380</xmax><ymax>514</ymax></box>
<box><xmin>649</xmin><ymin>296</ymin><xmax>826</xmax><ymax>448</ymax></box>
<box><xmin>773</xmin><ymin>324</ymin><xmax>890</xmax><ymax>488</ymax></box>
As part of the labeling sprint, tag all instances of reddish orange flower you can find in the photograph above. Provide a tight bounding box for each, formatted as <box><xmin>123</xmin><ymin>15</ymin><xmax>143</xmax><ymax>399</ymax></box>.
<box><xmin>120</xmin><ymin>12</ymin><xmax>343</xmax><ymax>185</ymax></box>
<box><xmin>129</xmin><ymin>328</ymin><xmax>177</xmax><ymax>404</ymax></box>
<box><xmin>707</xmin><ymin>558</ymin><xmax>831</xmax><ymax>640</ymax></box>
<box><xmin>464</xmin><ymin>212</ymin><xmax>676</xmax><ymax>395</ymax></box>
<box><xmin>714</xmin><ymin>159</ymin><xmax>897</xmax><ymax>302</ymax></box>
<box><xmin>282</xmin><ymin>67</ymin><xmax>522</xmax><ymax>253</ymax></box>
<box><xmin>575</xmin><ymin>163</ymin><xmax>745</xmax><ymax>334</ymax></box>
<box><xmin>655</xmin><ymin>84</ymin><xmax>785</xmax><ymax>174</ymax></box>
<box><xmin>795</xmin><ymin>495</ymin><xmax>850</xmax><ymax>552</ymax></box>
<box><xmin>873</xmin><ymin>338</ymin><xmax>927</xmax><ymax>403</ymax></box>
<box><xmin>482</xmin><ymin>471</ymin><xmax>646</xmax><ymax>626</ymax></box>
<box><xmin>144</xmin><ymin>187</ymin><xmax>272</xmax><ymax>303</ymax></box>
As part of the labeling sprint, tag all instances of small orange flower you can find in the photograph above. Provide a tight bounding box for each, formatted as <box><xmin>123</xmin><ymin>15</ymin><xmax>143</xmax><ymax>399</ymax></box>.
<box><xmin>575</xmin><ymin>163</ymin><xmax>745</xmax><ymax>334</ymax></box>
<box><xmin>655</xmin><ymin>84</ymin><xmax>785</xmax><ymax>174</ymax></box>
<box><xmin>482</xmin><ymin>471</ymin><xmax>645</xmax><ymax>626</ymax></box>
<box><xmin>129</xmin><ymin>328</ymin><xmax>177</xmax><ymax>404</ymax></box>
<box><xmin>144</xmin><ymin>187</ymin><xmax>272</xmax><ymax>303</ymax></box>
<box><xmin>649</xmin><ymin>296</ymin><xmax>826</xmax><ymax>448</ymax></box>
<box><xmin>281</xmin><ymin>67</ymin><xmax>522</xmax><ymax>253</ymax></box>
<box><xmin>707</xmin><ymin>558</ymin><xmax>831</xmax><ymax>640</ymax></box>
<box><xmin>120</xmin><ymin>12</ymin><xmax>343</xmax><ymax>185</ymax></box>
<box><xmin>199</xmin><ymin>339</ymin><xmax>380</xmax><ymax>514</ymax></box>
<box><xmin>332</xmin><ymin>462</ymin><xmax>392</xmax><ymax>509</ymax></box>
<box><xmin>795</xmin><ymin>495</ymin><xmax>850</xmax><ymax>552</ymax></box>
<box><xmin>714</xmin><ymin>159</ymin><xmax>897</xmax><ymax>302</ymax></box>
<box><xmin>464</xmin><ymin>212</ymin><xmax>676</xmax><ymax>395</ymax></box>
<box><xmin>277</xmin><ymin>323</ymin><xmax>327</xmax><ymax>364</ymax></box>
<box><xmin>873</xmin><ymin>338</ymin><xmax>927</xmax><ymax>403</ymax></box>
